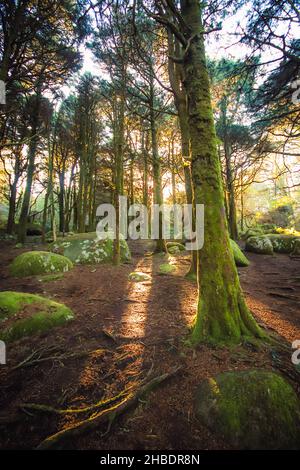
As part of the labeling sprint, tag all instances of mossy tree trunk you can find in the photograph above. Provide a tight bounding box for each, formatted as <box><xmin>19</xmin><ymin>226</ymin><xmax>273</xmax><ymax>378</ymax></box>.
<box><xmin>180</xmin><ymin>0</ymin><xmax>263</xmax><ymax>344</ymax></box>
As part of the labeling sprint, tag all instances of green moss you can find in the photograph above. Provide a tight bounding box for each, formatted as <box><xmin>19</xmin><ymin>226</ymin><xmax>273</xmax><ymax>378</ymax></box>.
<box><xmin>129</xmin><ymin>271</ymin><xmax>151</xmax><ymax>282</ymax></box>
<box><xmin>245</xmin><ymin>236</ymin><xmax>274</xmax><ymax>255</ymax></box>
<box><xmin>50</xmin><ymin>233</ymin><xmax>130</xmax><ymax>265</ymax></box>
<box><xmin>0</xmin><ymin>291</ymin><xmax>74</xmax><ymax>342</ymax></box>
<box><xmin>38</xmin><ymin>273</ymin><xmax>64</xmax><ymax>283</ymax></box>
<box><xmin>159</xmin><ymin>263</ymin><xmax>176</xmax><ymax>275</ymax></box>
<box><xmin>195</xmin><ymin>370</ymin><xmax>300</xmax><ymax>449</ymax></box>
<box><xmin>266</xmin><ymin>234</ymin><xmax>298</xmax><ymax>253</ymax></box>
<box><xmin>241</xmin><ymin>227</ymin><xmax>264</xmax><ymax>240</ymax></box>
<box><xmin>230</xmin><ymin>240</ymin><xmax>250</xmax><ymax>267</ymax></box>
<box><xmin>166</xmin><ymin>241</ymin><xmax>186</xmax><ymax>252</ymax></box>
<box><xmin>9</xmin><ymin>251</ymin><xmax>73</xmax><ymax>277</ymax></box>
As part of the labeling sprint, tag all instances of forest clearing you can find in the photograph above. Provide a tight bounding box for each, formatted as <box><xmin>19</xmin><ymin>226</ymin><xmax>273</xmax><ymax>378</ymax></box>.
<box><xmin>0</xmin><ymin>0</ymin><xmax>300</xmax><ymax>458</ymax></box>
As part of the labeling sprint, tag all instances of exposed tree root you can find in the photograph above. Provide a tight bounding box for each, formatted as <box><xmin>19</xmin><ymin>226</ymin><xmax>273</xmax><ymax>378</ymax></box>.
<box><xmin>35</xmin><ymin>366</ymin><xmax>182</xmax><ymax>450</ymax></box>
<box><xmin>21</xmin><ymin>386</ymin><xmax>133</xmax><ymax>416</ymax></box>
<box><xmin>13</xmin><ymin>347</ymin><xmax>108</xmax><ymax>370</ymax></box>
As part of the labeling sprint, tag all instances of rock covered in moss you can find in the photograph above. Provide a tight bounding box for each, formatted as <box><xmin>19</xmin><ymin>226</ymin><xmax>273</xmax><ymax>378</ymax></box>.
<box><xmin>195</xmin><ymin>370</ymin><xmax>300</xmax><ymax>449</ymax></box>
<box><xmin>230</xmin><ymin>240</ymin><xmax>250</xmax><ymax>267</ymax></box>
<box><xmin>245</xmin><ymin>236</ymin><xmax>274</xmax><ymax>254</ymax></box>
<box><xmin>291</xmin><ymin>239</ymin><xmax>300</xmax><ymax>257</ymax></box>
<box><xmin>26</xmin><ymin>222</ymin><xmax>43</xmax><ymax>236</ymax></box>
<box><xmin>159</xmin><ymin>263</ymin><xmax>176</xmax><ymax>275</ymax></box>
<box><xmin>267</xmin><ymin>234</ymin><xmax>298</xmax><ymax>253</ymax></box>
<box><xmin>241</xmin><ymin>227</ymin><xmax>264</xmax><ymax>240</ymax></box>
<box><xmin>50</xmin><ymin>232</ymin><xmax>131</xmax><ymax>264</ymax></box>
<box><xmin>129</xmin><ymin>271</ymin><xmax>151</xmax><ymax>282</ymax></box>
<box><xmin>9</xmin><ymin>251</ymin><xmax>73</xmax><ymax>277</ymax></box>
<box><xmin>0</xmin><ymin>291</ymin><xmax>74</xmax><ymax>342</ymax></box>
<box><xmin>167</xmin><ymin>241</ymin><xmax>186</xmax><ymax>253</ymax></box>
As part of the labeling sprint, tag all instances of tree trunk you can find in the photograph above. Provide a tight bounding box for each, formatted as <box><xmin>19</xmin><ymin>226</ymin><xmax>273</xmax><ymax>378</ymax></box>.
<box><xmin>150</xmin><ymin>77</ymin><xmax>167</xmax><ymax>253</ymax></box>
<box><xmin>181</xmin><ymin>0</ymin><xmax>263</xmax><ymax>344</ymax></box>
<box><xmin>17</xmin><ymin>92</ymin><xmax>41</xmax><ymax>243</ymax></box>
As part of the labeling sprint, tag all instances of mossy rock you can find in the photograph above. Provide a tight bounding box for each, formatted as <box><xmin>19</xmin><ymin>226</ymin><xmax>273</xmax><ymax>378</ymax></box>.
<box><xmin>245</xmin><ymin>236</ymin><xmax>274</xmax><ymax>255</ymax></box>
<box><xmin>195</xmin><ymin>370</ymin><xmax>300</xmax><ymax>449</ymax></box>
<box><xmin>241</xmin><ymin>227</ymin><xmax>264</xmax><ymax>240</ymax></box>
<box><xmin>0</xmin><ymin>291</ymin><xmax>74</xmax><ymax>342</ymax></box>
<box><xmin>230</xmin><ymin>240</ymin><xmax>250</xmax><ymax>267</ymax></box>
<box><xmin>159</xmin><ymin>263</ymin><xmax>176</xmax><ymax>275</ymax></box>
<box><xmin>291</xmin><ymin>239</ymin><xmax>300</xmax><ymax>257</ymax></box>
<box><xmin>266</xmin><ymin>234</ymin><xmax>298</xmax><ymax>254</ymax></box>
<box><xmin>168</xmin><ymin>245</ymin><xmax>180</xmax><ymax>254</ymax></box>
<box><xmin>166</xmin><ymin>241</ymin><xmax>186</xmax><ymax>252</ymax></box>
<box><xmin>9</xmin><ymin>251</ymin><xmax>73</xmax><ymax>277</ymax></box>
<box><xmin>26</xmin><ymin>223</ymin><xmax>42</xmax><ymax>236</ymax></box>
<box><xmin>129</xmin><ymin>271</ymin><xmax>151</xmax><ymax>282</ymax></box>
<box><xmin>50</xmin><ymin>233</ymin><xmax>130</xmax><ymax>264</ymax></box>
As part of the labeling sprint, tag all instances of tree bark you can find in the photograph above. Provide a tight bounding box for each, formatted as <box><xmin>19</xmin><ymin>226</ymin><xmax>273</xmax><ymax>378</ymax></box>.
<box><xmin>180</xmin><ymin>0</ymin><xmax>263</xmax><ymax>344</ymax></box>
<box><xmin>17</xmin><ymin>91</ymin><xmax>41</xmax><ymax>243</ymax></box>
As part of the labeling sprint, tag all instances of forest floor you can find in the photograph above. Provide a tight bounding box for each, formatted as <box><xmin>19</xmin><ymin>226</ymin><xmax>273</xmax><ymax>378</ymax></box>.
<box><xmin>0</xmin><ymin>239</ymin><xmax>300</xmax><ymax>450</ymax></box>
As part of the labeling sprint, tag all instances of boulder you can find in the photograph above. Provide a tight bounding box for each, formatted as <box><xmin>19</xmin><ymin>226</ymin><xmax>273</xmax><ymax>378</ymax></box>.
<box><xmin>195</xmin><ymin>370</ymin><xmax>300</xmax><ymax>449</ymax></box>
<box><xmin>0</xmin><ymin>291</ymin><xmax>74</xmax><ymax>342</ymax></box>
<box><xmin>167</xmin><ymin>241</ymin><xmax>186</xmax><ymax>252</ymax></box>
<box><xmin>50</xmin><ymin>232</ymin><xmax>131</xmax><ymax>264</ymax></box>
<box><xmin>245</xmin><ymin>236</ymin><xmax>274</xmax><ymax>255</ymax></box>
<box><xmin>267</xmin><ymin>234</ymin><xmax>298</xmax><ymax>253</ymax></box>
<box><xmin>129</xmin><ymin>271</ymin><xmax>151</xmax><ymax>282</ymax></box>
<box><xmin>159</xmin><ymin>263</ymin><xmax>176</xmax><ymax>275</ymax></box>
<box><xmin>26</xmin><ymin>222</ymin><xmax>43</xmax><ymax>236</ymax></box>
<box><xmin>291</xmin><ymin>239</ymin><xmax>300</xmax><ymax>257</ymax></box>
<box><xmin>241</xmin><ymin>227</ymin><xmax>263</xmax><ymax>240</ymax></box>
<box><xmin>9</xmin><ymin>251</ymin><xmax>73</xmax><ymax>277</ymax></box>
<box><xmin>230</xmin><ymin>240</ymin><xmax>250</xmax><ymax>267</ymax></box>
<box><xmin>168</xmin><ymin>245</ymin><xmax>180</xmax><ymax>254</ymax></box>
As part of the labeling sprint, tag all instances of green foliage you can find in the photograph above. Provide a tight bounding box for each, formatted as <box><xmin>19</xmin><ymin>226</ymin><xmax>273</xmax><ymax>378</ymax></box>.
<box><xmin>9</xmin><ymin>251</ymin><xmax>73</xmax><ymax>277</ymax></box>
<box><xmin>0</xmin><ymin>291</ymin><xmax>74</xmax><ymax>342</ymax></box>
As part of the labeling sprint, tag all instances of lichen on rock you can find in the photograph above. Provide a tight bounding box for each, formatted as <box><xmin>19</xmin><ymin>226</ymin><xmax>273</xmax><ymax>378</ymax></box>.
<box><xmin>9</xmin><ymin>251</ymin><xmax>73</xmax><ymax>277</ymax></box>
<box><xmin>245</xmin><ymin>236</ymin><xmax>274</xmax><ymax>255</ymax></box>
<box><xmin>50</xmin><ymin>232</ymin><xmax>131</xmax><ymax>265</ymax></box>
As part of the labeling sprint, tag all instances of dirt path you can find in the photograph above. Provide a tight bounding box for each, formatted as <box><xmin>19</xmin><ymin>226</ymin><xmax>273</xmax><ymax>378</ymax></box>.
<box><xmin>0</xmin><ymin>240</ymin><xmax>299</xmax><ymax>449</ymax></box>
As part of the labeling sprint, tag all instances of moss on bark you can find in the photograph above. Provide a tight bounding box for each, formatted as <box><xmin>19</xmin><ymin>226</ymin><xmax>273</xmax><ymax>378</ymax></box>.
<box><xmin>181</xmin><ymin>0</ymin><xmax>263</xmax><ymax>345</ymax></box>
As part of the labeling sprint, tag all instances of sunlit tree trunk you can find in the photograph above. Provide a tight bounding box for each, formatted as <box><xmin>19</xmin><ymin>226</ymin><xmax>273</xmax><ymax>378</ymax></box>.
<box><xmin>17</xmin><ymin>90</ymin><xmax>41</xmax><ymax>244</ymax></box>
<box><xmin>181</xmin><ymin>0</ymin><xmax>263</xmax><ymax>344</ymax></box>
